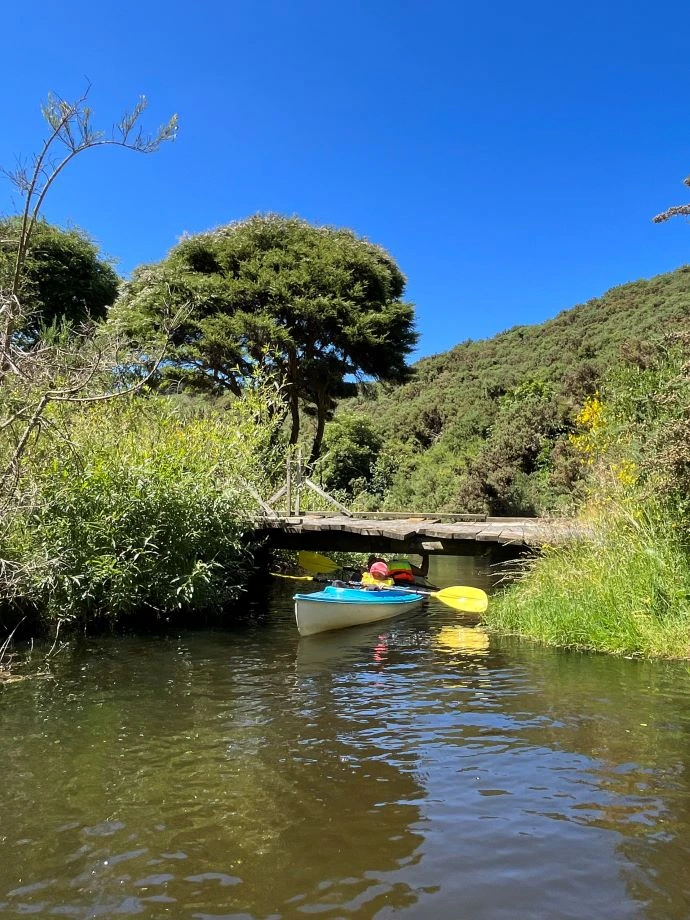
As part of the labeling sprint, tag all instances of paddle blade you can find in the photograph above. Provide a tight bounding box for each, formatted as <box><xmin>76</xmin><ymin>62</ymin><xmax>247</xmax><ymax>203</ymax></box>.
<box><xmin>298</xmin><ymin>551</ymin><xmax>341</xmax><ymax>575</ymax></box>
<box><xmin>433</xmin><ymin>586</ymin><xmax>489</xmax><ymax>614</ymax></box>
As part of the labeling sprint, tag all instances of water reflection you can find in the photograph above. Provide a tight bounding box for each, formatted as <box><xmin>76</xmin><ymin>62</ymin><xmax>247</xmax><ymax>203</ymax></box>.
<box><xmin>295</xmin><ymin>619</ymin><xmax>424</xmax><ymax>674</ymax></box>
<box><xmin>488</xmin><ymin>646</ymin><xmax>690</xmax><ymax>920</ymax></box>
<box><xmin>1</xmin><ymin>629</ymin><xmax>427</xmax><ymax>917</ymax></box>
<box><xmin>433</xmin><ymin>624</ymin><xmax>490</xmax><ymax>655</ymax></box>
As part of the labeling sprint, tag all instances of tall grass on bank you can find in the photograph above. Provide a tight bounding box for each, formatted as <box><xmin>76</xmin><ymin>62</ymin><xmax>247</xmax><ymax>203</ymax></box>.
<box><xmin>486</xmin><ymin>501</ymin><xmax>690</xmax><ymax>658</ymax></box>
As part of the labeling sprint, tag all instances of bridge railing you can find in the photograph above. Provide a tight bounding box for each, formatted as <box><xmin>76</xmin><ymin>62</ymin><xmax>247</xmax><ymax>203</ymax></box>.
<box><xmin>251</xmin><ymin>449</ymin><xmax>353</xmax><ymax>518</ymax></box>
<box><xmin>240</xmin><ymin>451</ymin><xmax>515</xmax><ymax>522</ymax></box>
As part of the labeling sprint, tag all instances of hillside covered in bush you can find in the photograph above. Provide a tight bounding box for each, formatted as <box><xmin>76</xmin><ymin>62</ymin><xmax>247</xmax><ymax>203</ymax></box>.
<box><xmin>319</xmin><ymin>266</ymin><xmax>690</xmax><ymax>515</ymax></box>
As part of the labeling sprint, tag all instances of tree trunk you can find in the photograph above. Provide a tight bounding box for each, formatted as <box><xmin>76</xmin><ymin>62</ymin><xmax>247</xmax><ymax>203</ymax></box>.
<box><xmin>287</xmin><ymin>351</ymin><xmax>300</xmax><ymax>445</ymax></box>
<box><xmin>309</xmin><ymin>393</ymin><xmax>327</xmax><ymax>466</ymax></box>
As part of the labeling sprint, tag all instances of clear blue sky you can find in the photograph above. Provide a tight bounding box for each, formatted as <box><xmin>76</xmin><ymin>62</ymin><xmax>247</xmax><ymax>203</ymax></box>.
<box><xmin>2</xmin><ymin>0</ymin><xmax>689</xmax><ymax>359</ymax></box>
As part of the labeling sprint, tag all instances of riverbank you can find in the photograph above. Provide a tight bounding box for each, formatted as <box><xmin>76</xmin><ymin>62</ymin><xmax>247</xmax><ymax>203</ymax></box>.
<box><xmin>484</xmin><ymin>503</ymin><xmax>690</xmax><ymax>659</ymax></box>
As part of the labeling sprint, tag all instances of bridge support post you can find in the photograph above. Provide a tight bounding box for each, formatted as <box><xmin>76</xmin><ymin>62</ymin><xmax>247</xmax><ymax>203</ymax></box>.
<box><xmin>286</xmin><ymin>455</ymin><xmax>292</xmax><ymax>517</ymax></box>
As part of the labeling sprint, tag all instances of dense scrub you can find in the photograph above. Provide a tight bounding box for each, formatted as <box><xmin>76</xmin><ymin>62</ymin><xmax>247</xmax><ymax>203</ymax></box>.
<box><xmin>0</xmin><ymin>385</ymin><xmax>282</xmax><ymax>634</ymax></box>
<box><xmin>330</xmin><ymin>266</ymin><xmax>690</xmax><ymax>514</ymax></box>
<box><xmin>486</xmin><ymin>334</ymin><xmax>690</xmax><ymax>658</ymax></box>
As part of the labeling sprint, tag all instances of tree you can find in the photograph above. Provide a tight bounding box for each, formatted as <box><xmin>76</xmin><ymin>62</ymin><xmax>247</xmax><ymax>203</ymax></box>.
<box><xmin>0</xmin><ymin>217</ymin><xmax>119</xmax><ymax>339</ymax></box>
<box><xmin>113</xmin><ymin>214</ymin><xmax>418</xmax><ymax>463</ymax></box>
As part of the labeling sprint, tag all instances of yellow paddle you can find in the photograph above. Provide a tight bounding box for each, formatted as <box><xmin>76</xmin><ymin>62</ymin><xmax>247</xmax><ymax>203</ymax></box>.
<box><xmin>270</xmin><ymin>572</ymin><xmax>318</xmax><ymax>580</ymax></box>
<box><xmin>423</xmin><ymin>585</ymin><xmax>488</xmax><ymax>614</ymax></box>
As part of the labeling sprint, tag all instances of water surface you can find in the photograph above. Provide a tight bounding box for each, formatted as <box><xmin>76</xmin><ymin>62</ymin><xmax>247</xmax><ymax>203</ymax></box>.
<box><xmin>2</xmin><ymin>557</ymin><xmax>690</xmax><ymax>918</ymax></box>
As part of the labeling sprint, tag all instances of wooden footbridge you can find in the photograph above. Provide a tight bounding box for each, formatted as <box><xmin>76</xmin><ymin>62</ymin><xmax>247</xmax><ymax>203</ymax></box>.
<box><xmin>254</xmin><ymin>511</ymin><xmax>585</xmax><ymax>556</ymax></box>
<box><xmin>246</xmin><ymin>455</ymin><xmax>586</xmax><ymax>557</ymax></box>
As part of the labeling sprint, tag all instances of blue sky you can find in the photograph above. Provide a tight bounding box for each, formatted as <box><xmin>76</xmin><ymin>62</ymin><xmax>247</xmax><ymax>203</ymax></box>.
<box><xmin>1</xmin><ymin>0</ymin><xmax>689</xmax><ymax>359</ymax></box>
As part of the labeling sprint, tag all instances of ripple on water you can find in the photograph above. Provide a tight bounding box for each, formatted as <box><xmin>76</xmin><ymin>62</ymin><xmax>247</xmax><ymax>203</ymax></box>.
<box><xmin>2</xmin><ymin>591</ymin><xmax>690</xmax><ymax>918</ymax></box>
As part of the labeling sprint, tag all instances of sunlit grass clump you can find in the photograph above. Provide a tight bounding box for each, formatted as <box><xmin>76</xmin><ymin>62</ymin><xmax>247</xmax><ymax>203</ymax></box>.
<box><xmin>487</xmin><ymin>501</ymin><xmax>690</xmax><ymax>658</ymax></box>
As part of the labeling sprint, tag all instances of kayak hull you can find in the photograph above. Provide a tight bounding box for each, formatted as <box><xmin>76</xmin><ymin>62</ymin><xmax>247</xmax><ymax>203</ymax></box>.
<box><xmin>294</xmin><ymin>585</ymin><xmax>425</xmax><ymax>637</ymax></box>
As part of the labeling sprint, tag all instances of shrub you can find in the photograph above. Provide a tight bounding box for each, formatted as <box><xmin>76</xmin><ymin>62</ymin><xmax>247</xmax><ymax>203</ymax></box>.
<box><xmin>2</xmin><ymin>385</ymin><xmax>282</xmax><ymax>630</ymax></box>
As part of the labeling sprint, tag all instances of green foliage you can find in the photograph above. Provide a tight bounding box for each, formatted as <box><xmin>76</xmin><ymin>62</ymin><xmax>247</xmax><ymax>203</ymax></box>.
<box><xmin>0</xmin><ymin>217</ymin><xmax>119</xmax><ymax>337</ymax></box>
<box><xmin>455</xmin><ymin>381</ymin><xmax>571</xmax><ymax>514</ymax></box>
<box><xmin>486</xmin><ymin>503</ymin><xmax>690</xmax><ymax>658</ymax></box>
<box><xmin>487</xmin><ymin>332</ymin><xmax>690</xmax><ymax>658</ymax></box>
<box><xmin>2</xmin><ymin>384</ymin><xmax>283</xmax><ymax>629</ymax></box>
<box><xmin>112</xmin><ymin>214</ymin><xmax>418</xmax><ymax>462</ymax></box>
<box><xmin>372</xmin><ymin>439</ymin><xmax>471</xmax><ymax>512</ymax></box>
<box><xmin>346</xmin><ymin>265</ymin><xmax>690</xmax><ymax>513</ymax></box>
<box><xmin>315</xmin><ymin>414</ymin><xmax>383</xmax><ymax>496</ymax></box>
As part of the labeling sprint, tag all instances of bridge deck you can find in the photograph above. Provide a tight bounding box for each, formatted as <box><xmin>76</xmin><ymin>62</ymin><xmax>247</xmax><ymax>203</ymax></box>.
<box><xmin>254</xmin><ymin>513</ymin><xmax>586</xmax><ymax>556</ymax></box>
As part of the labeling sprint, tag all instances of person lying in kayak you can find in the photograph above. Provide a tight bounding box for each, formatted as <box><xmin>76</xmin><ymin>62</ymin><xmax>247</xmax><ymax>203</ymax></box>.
<box><xmin>365</xmin><ymin>553</ymin><xmax>430</xmax><ymax>587</ymax></box>
<box><xmin>361</xmin><ymin>561</ymin><xmax>394</xmax><ymax>588</ymax></box>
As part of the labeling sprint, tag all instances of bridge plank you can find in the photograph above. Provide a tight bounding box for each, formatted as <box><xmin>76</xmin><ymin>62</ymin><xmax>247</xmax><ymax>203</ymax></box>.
<box><xmin>252</xmin><ymin>513</ymin><xmax>587</xmax><ymax>553</ymax></box>
<box><xmin>299</xmin><ymin>516</ymin><xmax>347</xmax><ymax>531</ymax></box>
<box><xmin>476</xmin><ymin>526</ymin><xmax>507</xmax><ymax>542</ymax></box>
<box><xmin>419</xmin><ymin>523</ymin><xmax>483</xmax><ymax>539</ymax></box>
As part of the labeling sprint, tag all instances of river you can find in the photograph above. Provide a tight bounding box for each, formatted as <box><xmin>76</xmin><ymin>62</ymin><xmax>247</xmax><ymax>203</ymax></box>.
<box><xmin>1</xmin><ymin>556</ymin><xmax>690</xmax><ymax>918</ymax></box>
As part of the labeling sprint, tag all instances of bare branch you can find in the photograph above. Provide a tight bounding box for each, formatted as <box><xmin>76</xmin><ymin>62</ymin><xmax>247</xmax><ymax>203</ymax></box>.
<box><xmin>652</xmin><ymin>204</ymin><xmax>690</xmax><ymax>224</ymax></box>
<box><xmin>0</xmin><ymin>86</ymin><xmax>178</xmax><ymax>508</ymax></box>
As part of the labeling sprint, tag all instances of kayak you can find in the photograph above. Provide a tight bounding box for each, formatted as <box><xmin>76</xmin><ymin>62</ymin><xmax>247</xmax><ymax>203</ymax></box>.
<box><xmin>294</xmin><ymin>585</ymin><xmax>425</xmax><ymax>637</ymax></box>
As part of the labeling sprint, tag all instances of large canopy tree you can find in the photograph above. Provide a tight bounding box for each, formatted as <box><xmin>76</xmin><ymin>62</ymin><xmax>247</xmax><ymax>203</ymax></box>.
<box><xmin>113</xmin><ymin>214</ymin><xmax>418</xmax><ymax>462</ymax></box>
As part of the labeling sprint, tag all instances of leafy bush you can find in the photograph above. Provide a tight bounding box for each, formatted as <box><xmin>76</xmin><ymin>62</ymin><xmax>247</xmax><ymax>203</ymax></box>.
<box><xmin>2</xmin><ymin>384</ymin><xmax>283</xmax><ymax>630</ymax></box>
<box><xmin>315</xmin><ymin>414</ymin><xmax>383</xmax><ymax>496</ymax></box>
<box><xmin>0</xmin><ymin>217</ymin><xmax>119</xmax><ymax>338</ymax></box>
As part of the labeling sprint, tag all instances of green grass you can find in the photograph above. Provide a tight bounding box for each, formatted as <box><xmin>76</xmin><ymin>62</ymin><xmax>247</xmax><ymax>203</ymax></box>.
<box><xmin>485</xmin><ymin>503</ymin><xmax>690</xmax><ymax>659</ymax></box>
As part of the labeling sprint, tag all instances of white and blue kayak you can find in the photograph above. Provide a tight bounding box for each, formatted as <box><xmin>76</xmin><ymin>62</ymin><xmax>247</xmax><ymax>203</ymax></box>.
<box><xmin>294</xmin><ymin>585</ymin><xmax>425</xmax><ymax>637</ymax></box>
